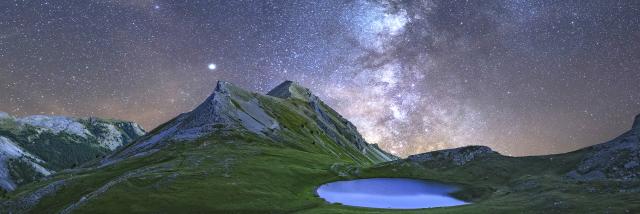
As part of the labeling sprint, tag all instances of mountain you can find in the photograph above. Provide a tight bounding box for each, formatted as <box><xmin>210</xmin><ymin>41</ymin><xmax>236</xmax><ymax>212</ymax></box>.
<box><xmin>0</xmin><ymin>112</ymin><xmax>145</xmax><ymax>192</ymax></box>
<box><xmin>103</xmin><ymin>80</ymin><xmax>394</xmax><ymax>165</ymax></box>
<box><xmin>2</xmin><ymin>80</ymin><xmax>637</xmax><ymax>213</ymax></box>
<box><xmin>1</xmin><ymin>80</ymin><xmax>395</xmax><ymax>213</ymax></box>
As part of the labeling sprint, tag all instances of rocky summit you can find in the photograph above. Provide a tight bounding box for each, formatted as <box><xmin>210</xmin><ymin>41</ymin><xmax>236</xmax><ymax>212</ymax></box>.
<box><xmin>0</xmin><ymin>113</ymin><xmax>145</xmax><ymax>192</ymax></box>
<box><xmin>105</xmin><ymin>80</ymin><xmax>394</xmax><ymax>165</ymax></box>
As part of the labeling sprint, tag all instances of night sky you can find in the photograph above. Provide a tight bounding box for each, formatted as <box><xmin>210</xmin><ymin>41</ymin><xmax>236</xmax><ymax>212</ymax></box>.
<box><xmin>2</xmin><ymin>0</ymin><xmax>639</xmax><ymax>157</ymax></box>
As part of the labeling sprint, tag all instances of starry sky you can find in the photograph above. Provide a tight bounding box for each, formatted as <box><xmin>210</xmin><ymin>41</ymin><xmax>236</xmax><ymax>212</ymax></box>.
<box><xmin>2</xmin><ymin>0</ymin><xmax>639</xmax><ymax>157</ymax></box>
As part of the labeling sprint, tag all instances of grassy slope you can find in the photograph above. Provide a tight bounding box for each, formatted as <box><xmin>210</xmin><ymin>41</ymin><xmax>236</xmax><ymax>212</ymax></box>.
<box><xmin>8</xmin><ymin>131</ymin><xmax>362</xmax><ymax>213</ymax></box>
<box><xmin>306</xmin><ymin>150</ymin><xmax>640</xmax><ymax>213</ymax></box>
<box><xmin>2</xmin><ymin>88</ymin><xmax>395</xmax><ymax>213</ymax></box>
<box><xmin>11</xmin><ymin>132</ymin><xmax>640</xmax><ymax>213</ymax></box>
<box><xmin>3</xmin><ymin>86</ymin><xmax>638</xmax><ymax>213</ymax></box>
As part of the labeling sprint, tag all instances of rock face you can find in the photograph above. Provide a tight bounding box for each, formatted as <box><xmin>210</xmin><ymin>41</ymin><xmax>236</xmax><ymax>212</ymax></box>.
<box><xmin>407</xmin><ymin>145</ymin><xmax>497</xmax><ymax>166</ymax></box>
<box><xmin>181</xmin><ymin>81</ymin><xmax>280</xmax><ymax>135</ymax></box>
<box><xmin>567</xmin><ymin>114</ymin><xmax>640</xmax><ymax>181</ymax></box>
<box><xmin>0</xmin><ymin>136</ymin><xmax>51</xmax><ymax>192</ymax></box>
<box><xmin>0</xmin><ymin>113</ymin><xmax>145</xmax><ymax>191</ymax></box>
<box><xmin>106</xmin><ymin>80</ymin><xmax>395</xmax><ymax>165</ymax></box>
<box><xmin>107</xmin><ymin>81</ymin><xmax>281</xmax><ymax>161</ymax></box>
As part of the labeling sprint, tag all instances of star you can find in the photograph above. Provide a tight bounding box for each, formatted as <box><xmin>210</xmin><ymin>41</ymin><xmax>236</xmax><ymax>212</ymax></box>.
<box><xmin>1</xmin><ymin>0</ymin><xmax>638</xmax><ymax>157</ymax></box>
<box><xmin>208</xmin><ymin>63</ymin><xmax>217</xmax><ymax>70</ymax></box>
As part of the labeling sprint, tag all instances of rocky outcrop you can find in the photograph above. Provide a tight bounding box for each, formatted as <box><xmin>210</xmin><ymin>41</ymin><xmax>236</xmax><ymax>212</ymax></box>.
<box><xmin>408</xmin><ymin>146</ymin><xmax>497</xmax><ymax>166</ymax></box>
<box><xmin>567</xmin><ymin>114</ymin><xmax>640</xmax><ymax>181</ymax></box>
<box><xmin>0</xmin><ymin>137</ymin><xmax>51</xmax><ymax>191</ymax></box>
<box><xmin>0</xmin><ymin>113</ymin><xmax>145</xmax><ymax>191</ymax></box>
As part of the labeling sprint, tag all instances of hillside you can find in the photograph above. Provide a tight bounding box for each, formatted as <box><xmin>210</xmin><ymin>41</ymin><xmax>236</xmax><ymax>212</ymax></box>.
<box><xmin>352</xmin><ymin>114</ymin><xmax>640</xmax><ymax>213</ymax></box>
<box><xmin>1</xmin><ymin>81</ymin><xmax>638</xmax><ymax>213</ymax></box>
<box><xmin>0</xmin><ymin>113</ymin><xmax>145</xmax><ymax>193</ymax></box>
<box><xmin>1</xmin><ymin>80</ymin><xmax>394</xmax><ymax>213</ymax></box>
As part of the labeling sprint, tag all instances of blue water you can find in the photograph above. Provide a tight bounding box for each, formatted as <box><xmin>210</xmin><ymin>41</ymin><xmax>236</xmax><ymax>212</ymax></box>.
<box><xmin>316</xmin><ymin>178</ymin><xmax>469</xmax><ymax>209</ymax></box>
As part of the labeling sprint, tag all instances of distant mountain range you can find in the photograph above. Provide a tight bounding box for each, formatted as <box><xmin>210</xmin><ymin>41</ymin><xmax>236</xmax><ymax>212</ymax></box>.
<box><xmin>0</xmin><ymin>81</ymin><xmax>638</xmax><ymax>213</ymax></box>
<box><xmin>0</xmin><ymin>112</ymin><xmax>145</xmax><ymax>192</ymax></box>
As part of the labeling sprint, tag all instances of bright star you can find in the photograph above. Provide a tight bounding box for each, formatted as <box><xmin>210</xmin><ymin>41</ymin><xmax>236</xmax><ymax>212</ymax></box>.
<box><xmin>208</xmin><ymin>63</ymin><xmax>217</xmax><ymax>70</ymax></box>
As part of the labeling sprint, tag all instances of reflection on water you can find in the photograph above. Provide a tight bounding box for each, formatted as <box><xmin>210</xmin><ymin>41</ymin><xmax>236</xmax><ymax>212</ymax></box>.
<box><xmin>317</xmin><ymin>178</ymin><xmax>469</xmax><ymax>209</ymax></box>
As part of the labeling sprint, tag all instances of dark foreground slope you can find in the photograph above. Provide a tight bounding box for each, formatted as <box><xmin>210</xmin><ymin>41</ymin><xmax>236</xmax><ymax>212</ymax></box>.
<box><xmin>1</xmin><ymin>81</ymin><xmax>394</xmax><ymax>213</ymax></box>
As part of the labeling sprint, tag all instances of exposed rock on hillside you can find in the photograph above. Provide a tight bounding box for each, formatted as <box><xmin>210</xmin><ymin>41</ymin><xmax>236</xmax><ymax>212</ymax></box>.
<box><xmin>567</xmin><ymin>114</ymin><xmax>640</xmax><ymax>181</ymax></box>
<box><xmin>106</xmin><ymin>80</ymin><xmax>395</xmax><ymax>165</ymax></box>
<box><xmin>0</xmin><ymin>113</ymin><xmax>145</xmax><ymax>191</ymax></box>
<box><xmin>0</xmin><ymin>136</ymin><xmax>51</xmax><ymax>191</ymax></box>
<box><xmin>407</xmin><ymin>145</ymin><xmax>497</xmax><ymax>166</ymax></box>
<box><xmin>107</xmin><ymin>81</ymin><xmax>281</xmax><ymax>161</ymax></box>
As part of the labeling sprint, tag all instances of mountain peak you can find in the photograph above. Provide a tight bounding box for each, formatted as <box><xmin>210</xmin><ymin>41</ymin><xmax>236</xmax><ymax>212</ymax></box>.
<box><xmin>267</xmin><ymin>80</ymin><xmax>312</xmax><ymax>100</ymax></box>
<box><xmin>106</xmin><ymin>80</ymin><xmax>395</xmax><ymax>165</ymax></box>
<box><xmin>213</xmin><ymin>80</ymin><xmax>233</xmax><ymax>93</ymax></box>
<box><xmin>175</xmin><ymin>79</ymin><xmax>279</xmax><ymax>136</ymax></box>
<box><xmin>634</xmin><ymin>113</ymin><xmax>640</xmax><ymax>131</ymax></box>
<box><xmin>106</xmin><ymin>80</ymin><xmax>281</xmax><ymax>162</ymax></box>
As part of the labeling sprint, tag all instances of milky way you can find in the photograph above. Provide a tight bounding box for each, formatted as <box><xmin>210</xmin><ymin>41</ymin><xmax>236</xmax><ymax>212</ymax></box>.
<box><xmin>1</xmin><ymin>0</ymin><xmax>639</xmax><ymax>156</ymax></box>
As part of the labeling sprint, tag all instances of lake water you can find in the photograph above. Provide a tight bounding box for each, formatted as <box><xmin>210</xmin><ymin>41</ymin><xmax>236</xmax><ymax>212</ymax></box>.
<box><xmin>316</xmin><ymin>178</ymin><xmax>469</xmax><ymax>209</ymax></box>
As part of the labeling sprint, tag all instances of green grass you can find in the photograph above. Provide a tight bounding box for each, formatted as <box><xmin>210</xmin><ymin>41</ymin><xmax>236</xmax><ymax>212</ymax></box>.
<box><xmin>6</xmin><ymin>131</ymin><xmax>364</xmax><ymax>213</ymax></box>
<box><xmin>324</xmin><ymin>151</ymin><xmax>640</xmax><ymax>213</ymax></box>
<box><xmin>8</xmin><ymin>131</ymin><xmax>640</xmax><ymax>213</ymax></box>
<box><xmin>3</xmin><ymin>84</ymin><xmax>639</xmax><ymax>213</ymax></box>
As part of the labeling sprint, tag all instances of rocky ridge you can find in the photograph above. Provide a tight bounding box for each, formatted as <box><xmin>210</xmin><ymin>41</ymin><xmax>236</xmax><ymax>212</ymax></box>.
<box><xmin>0</xmin><ymin>113</ymin><xmax>145</xmax><ymax>191</ymax></box>
<box><xmin>408</xmin><ymin>145</ymin><xmax>497</xmax><ymax>166</ymax></box>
